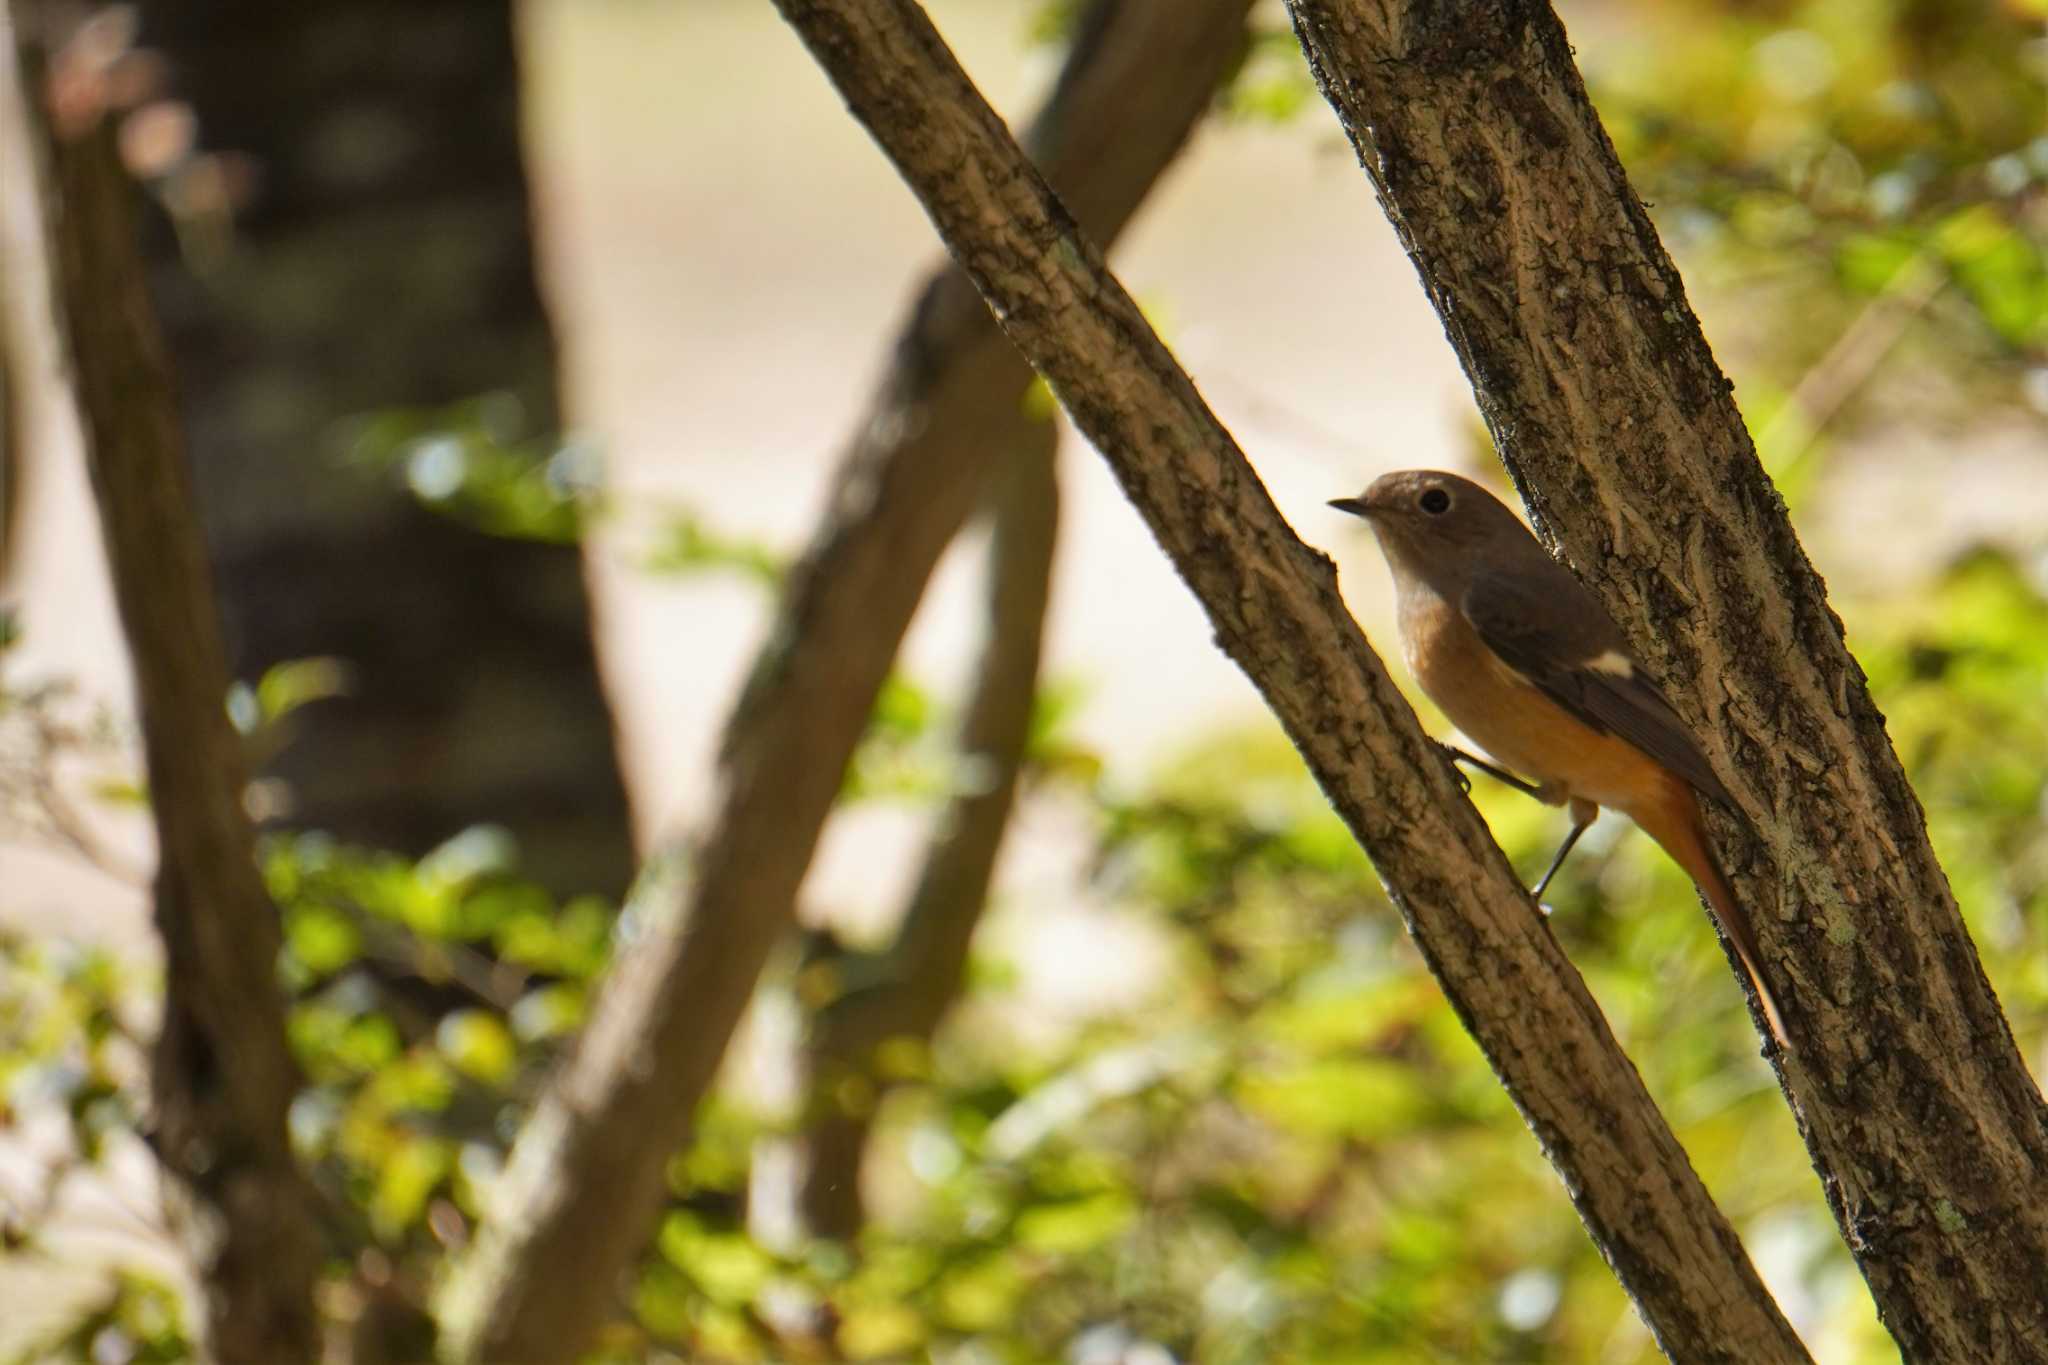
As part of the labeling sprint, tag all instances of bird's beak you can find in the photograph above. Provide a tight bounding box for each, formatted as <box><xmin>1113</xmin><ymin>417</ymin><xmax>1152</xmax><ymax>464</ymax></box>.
<box><xmin>1327</xmin><ymin>496</ymin><xmax>1373</xmax><ymax>519</ymax></box>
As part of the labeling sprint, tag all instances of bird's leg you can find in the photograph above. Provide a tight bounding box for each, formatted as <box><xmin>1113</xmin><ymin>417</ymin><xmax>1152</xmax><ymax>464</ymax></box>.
<box><xmin>1531</xmin><ymin>798</ymin><xmax>1601</xmax><ymax>902</ymax></box>
<box><xmin>1435</xmin><ymin>742</ymin><xmax>1544</xmax><ymax>799</ymax></box>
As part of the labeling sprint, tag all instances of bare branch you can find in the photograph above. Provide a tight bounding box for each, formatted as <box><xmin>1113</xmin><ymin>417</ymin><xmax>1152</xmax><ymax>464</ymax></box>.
<box><xmin>0</xmin><ymin>273</ymin><xmax>18</xmax><ymax>581</ymax></box>
<box><xmin>750</xmin><ymin>0</ymin><xmax>1809</xmax><ymax>1360</ymax></box>
<box><xmin>800</xmin><ymin>432</ymin><xmax>1060</xmax><ymax>1239</ymax></box>
<box><xmin>438</xmin><ymin>3</ymin><xmax>1254</xmax><ymax>1358</ymax></box>
<box><xmin>10</xmin><ymin>8</ymin><xmax>324</xmax><ymax>1359</ymax></box>
<box><xmin>1283</xmin><ymin>2</ymin><xmax>2048</xmax><ymax>1355</ymax></box>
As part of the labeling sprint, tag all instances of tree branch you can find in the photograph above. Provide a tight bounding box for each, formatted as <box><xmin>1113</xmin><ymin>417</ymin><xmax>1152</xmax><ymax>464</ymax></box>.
<box><xmin>12</xmin><ymin>10</ymin><xmax>324</xmax><ymax>1359</ymax></box>
<box><xmin>753</xmin><ymin>1</ymin><xmax>1808</xmax><ymax>1360</ymax></box>
<box><xmin>0</xmin><ymin>269</ymin><xmax>19</xmax><ymax>581</ymax></box>
<box><xmin>437</xmin><ymin>4</ymin><xmax>1253</xmax><ymax>1358</ymax></box>
<box><xmin>0</xmin><ymin>2</ymin><xmax>41</xmax><ymax>590</ymax></box>
<box><xmin>800</xmin><ymin>430</ymin><xmax>1060</xmax><ymax>1239</ymax></box>
<box><xmin>1757</xmin><ymin>250</ymin><xmax>1944</xmax><ymax>464</ymax></box>
<box><xmin>1282</xmin><ymin>3</ymin><xmax>2048</xmax><ymax>1356</ymax></box>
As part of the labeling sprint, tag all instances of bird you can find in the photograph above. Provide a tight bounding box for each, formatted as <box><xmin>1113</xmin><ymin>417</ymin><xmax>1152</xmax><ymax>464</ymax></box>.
<box><xmin>1329</xmin><ymin>468</ymin><xmax>1785</xmax><ymax>1043</ymax></box>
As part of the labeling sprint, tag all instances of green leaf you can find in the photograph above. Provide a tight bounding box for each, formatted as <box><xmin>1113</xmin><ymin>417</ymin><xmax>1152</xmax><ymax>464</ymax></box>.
<box><xmin>283</xmin><ymin>903</ymin><xmax>362</xmax><ymax>977</ymax></box>
<box><xmin>436</xmin><ymin>1010</ymin><xmax>517</xmax><ymax>1085</ymax></box>
<box><xmin>657</xmin><ymin>1212</ymin><xmax>773</xmax><ymax>1305</ymax></box>
<box><xmin>1835</xmin><ymin>231</ymin><xmax>1923</xmax><ymax>295</ymax></box>
<box><xmin>1012</xmin><ymin>1190</ymin><xmax>1133</xmax><ymax>1254</ymax></box>
<box><xmin>510</xmin><ymin>983</ymin><xmax>587</xmax><ymax>1042</ymax></box>
<box><xmin>837</xmin><ymin>1301</ymin><xmax>926</xmax><ymax>1359</ymax></box>
<box><xmin>640</xmin><ymin>504</ymin><xmax>784</xmax><ymax>584</ymax></box>
<box><xmin>870</xmin><ymin>673</ymin><xmax>931</xmax><ymax>742</ymax></box>
<box><xmin>253</xmin><ymin>657</ymin><xmax>349</xmax><ymax>725</ymax></box>
<box><xmin>1235</xmin><ymin>1057</ymin><xmax>1430</xmax><ymax>1137</ymax></box>
<box><xmin>934</xmin><ymin>1252</ymin><xmax>1026</xmax><ymax>1332</ymax></box>
<box><xmin>368</xmin><ymin>1136</ymin><xmax>450</xmax><ymax>1240</ymax></box>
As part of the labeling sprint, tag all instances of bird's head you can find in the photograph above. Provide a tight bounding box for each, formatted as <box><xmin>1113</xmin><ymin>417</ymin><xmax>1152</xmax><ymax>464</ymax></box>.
<box><xmin>1328</xmin><ymin>469</ymin><xmax>1539</xmax><ymax>589</ymax></box>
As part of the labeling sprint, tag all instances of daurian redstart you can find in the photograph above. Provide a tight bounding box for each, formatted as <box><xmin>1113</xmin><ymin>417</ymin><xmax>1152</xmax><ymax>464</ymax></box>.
<box><xmin>1332</xmin><ymin>469</ymin><xmax>1785</xmax><ymax>1042</ymax></box>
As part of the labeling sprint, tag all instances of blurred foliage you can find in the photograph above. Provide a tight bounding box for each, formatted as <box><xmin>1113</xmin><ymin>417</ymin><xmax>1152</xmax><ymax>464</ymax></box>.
<box><xmin>1594</xmin><ymin>0</ymin><xmax>2048</xmax><ymax>501</ymax></box>
<box><xmin>1024</xmin><ymin>0</ymin><xmax>1090</xmax><ymax>46</ymax></box>
<box><xmin>6</xmin><ymin>1274</ymin><xmax>188</xmax><ymax>1365</ymax></box>
<box><xmin>1220</xmin><ymin>0</ymin><xmax>2048</xmax><ymax>498</ymax></box>
<box><xmin>1221</xmin><ymin>26</ymin><xmax>1319</xmax><ymax>125</ymax></box>
<box><xmin>340</xmin><ymin>391</ymin><xmax>601</xmax><ymax>543</ymax></box>
<box><xmin>639</xmin><ymin>509</ymin><xmax>786</xmax><ymax>586</ymax></box>
<box><xmin>0</xmin><ymin>649</ymin><xmax>141</xmax><ymax>878</ymax></box>
<box><xmin>7</xmin><ymin>533</ymin><xmax>2048</xmax><ymax>1361</ymax></box>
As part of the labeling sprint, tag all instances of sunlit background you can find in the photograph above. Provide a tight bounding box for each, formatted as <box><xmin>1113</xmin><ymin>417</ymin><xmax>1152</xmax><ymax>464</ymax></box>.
<box><xmin>5</xmin><ymin>0</ymin><xmax>2047</xmax><ymax>1360</ymax></box>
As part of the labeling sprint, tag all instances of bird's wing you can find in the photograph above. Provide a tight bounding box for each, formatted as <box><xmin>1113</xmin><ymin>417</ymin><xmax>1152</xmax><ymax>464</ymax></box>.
<box><xmin>1461</xmin><ymin>570</ymin><xmax>1734</xmax><ymax>805</ymax></box>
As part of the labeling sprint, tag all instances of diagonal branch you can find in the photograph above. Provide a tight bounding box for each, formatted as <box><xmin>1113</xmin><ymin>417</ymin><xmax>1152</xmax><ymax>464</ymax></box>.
<box><xmin>799</xmin><ymin>429</ymin><xmax>1060</xmax><ymax>1239</ymax></box>
<box><xmin>1282</xmin><ymin>3</ymin><xmax>2048</xmax><ymax>1356</ymax></box>
<box><xmin>760</xmin><ymin>1</ymin><xmax>1808</xmax><ymax>1361</ymax></box>
<box><xmin>438</xmin><ymin>4</ymin><xmax>1254</xmax><ymax>1358</ymax></box>
<box><xmin>11</xmin><ymin>9</ymin><xmax>324</xmax><ymax>1359</ymax></box>
<box><xmin>0</xmin><ymin>270</ymin><xmax>18</xmax><ymax>582</ymax></box>
<box><xmin>1756</xmin><ymin>249</ymin><xmax>1945</xmax><ymax>465</ymax></box>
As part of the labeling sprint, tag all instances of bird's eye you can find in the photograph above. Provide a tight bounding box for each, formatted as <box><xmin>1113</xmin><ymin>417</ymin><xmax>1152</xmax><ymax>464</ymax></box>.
<box><xmin>1419</xmin><ymin>488</ymin><xmax>1451</xmax><ymax>514</ymax></box>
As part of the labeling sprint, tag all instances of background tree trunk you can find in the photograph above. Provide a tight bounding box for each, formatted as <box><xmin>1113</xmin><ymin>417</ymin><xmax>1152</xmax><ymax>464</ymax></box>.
<box><xmin>799</xmin><ymin>431</ymin><xmax>1059</xmax><ymax>1238</ymax></box>
<box><xmin>135</xmin><ymin>0</ymin><xmax>633</xmax><ymax>898</ymax></box>
<box><xmin>438</xmin><ymin>3</ymin><xmax>1255</xmax><ymax>1359</ymax></box>
<box><xmin>1283</xmin><ymin>3</ymin><xmax>2048</xmax><ymax>1357</ymax></box>
<box><xmin>756</xmin><ymin>0</ymin><xmax>1815</xmax><ymax>1360</ymax></box>
<box><xmin>16</xmin><ymin>18</ymin><xmax>325</xmax><ymax>1356</ymax></box>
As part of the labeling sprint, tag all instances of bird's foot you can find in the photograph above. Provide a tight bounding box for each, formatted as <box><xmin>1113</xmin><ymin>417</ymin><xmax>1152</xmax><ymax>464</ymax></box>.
<box><xmin>1437</xmin><ymin>743</ymin><xmax>1545</xmax><ymax>800</ymax></box>
<box><xmin>1432</xmin><ymin>741</ymin><xmax>1473</xmax><ymax>795</ymax></box>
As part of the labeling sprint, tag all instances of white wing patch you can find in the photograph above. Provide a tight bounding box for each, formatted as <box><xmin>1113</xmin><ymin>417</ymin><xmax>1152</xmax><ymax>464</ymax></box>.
<box><xmin>1587</xmin><ymin>650</ymin><xmax>1635</xmax><ymax>678</ymax></box>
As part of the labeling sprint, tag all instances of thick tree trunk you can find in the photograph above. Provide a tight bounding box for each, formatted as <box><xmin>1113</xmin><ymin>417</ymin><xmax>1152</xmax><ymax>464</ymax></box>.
<box><xmin>800</xmin><ymin>432</ymin><xmax>1059</xmax><ymax>1238</ymax></box>
<box><xmin>756</xmin><ymin>1</ymin><xmax>1813</xmax><ymax>1361</ymax></box>
<box><xmin>17</xmin><ymin>23</ymin><xmax>324</xmax><ymax>1359</ymax></box>
<box><xmin>135</xmin><ymin>0</ymin><xmax>633</xmax><ymax>898</ymax></box>
<box><xmin>1283</xmin><ymin>4</ymin><xmax>2048</xmax><ymax>1358</ymax></box>
<box><xmin>437</xmin><ymin>3</ymin><xmax>1254</xmax><ymax>1359</ymax></box>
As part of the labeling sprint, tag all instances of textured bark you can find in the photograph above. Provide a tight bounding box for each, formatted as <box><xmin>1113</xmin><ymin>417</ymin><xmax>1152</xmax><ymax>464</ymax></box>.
<box><xmin>1283</xmin><ymin>4</ymin><xmax>2048</xmax><ymax>1359</ymax></box>
<box><xmin>437</xmin><ymin>4</ymin><xmax>1252</xmax><ymax>1359</ymax></box>
<box><xmin>135</xmin><ymin>0</ymin><xmax>633</xmax><ymax>898</ymax></box>
<box><xmin>800</xmin><ymin>432</ymin><xmax>1059</xmax><ymax>1239</ymax></box>
<box><xmin>0</xmin><ymin>5</ymin><xmax>33</xmax><ymax>582</ymax></box>
<box><xmin>753</xmin><ymin>2</ymin><xmax>1813</xmax><ymax>1361</ymax></box>
<box><xmin>0</xmin><ymin>285</ymin><xmax>16</xmax><ymax>578</ymax></box>
<box><xmin>17</xmin><ymin>25</ymin><xmax>324</xmax><ymax>1360</ymax></box>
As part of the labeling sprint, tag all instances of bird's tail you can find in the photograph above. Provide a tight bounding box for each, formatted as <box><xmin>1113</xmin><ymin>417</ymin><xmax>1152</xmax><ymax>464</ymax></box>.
<box><xmin>1635</xmin><ymin>788</ymin><xmax>1788</xmax><ymax>1047</ymax></box>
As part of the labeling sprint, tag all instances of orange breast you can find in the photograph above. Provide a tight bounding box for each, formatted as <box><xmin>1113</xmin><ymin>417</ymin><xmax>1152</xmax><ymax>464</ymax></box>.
<box><xmin>1399</xmin><ymin>591</ymin><xmax>1673</xmax><ymax>816</ymax></box>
